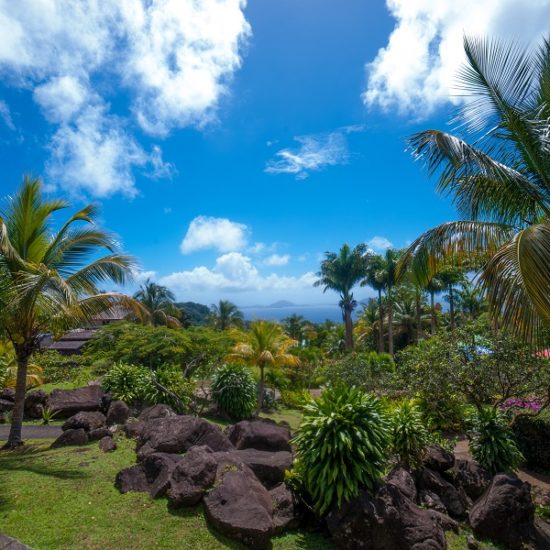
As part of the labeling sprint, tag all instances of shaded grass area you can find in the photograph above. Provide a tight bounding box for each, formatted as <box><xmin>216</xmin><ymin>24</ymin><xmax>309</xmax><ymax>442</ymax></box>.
<box><xmin>0</xmin><ymin>436</ymin><xmax>333</xmax><ymax>550</ymax></box>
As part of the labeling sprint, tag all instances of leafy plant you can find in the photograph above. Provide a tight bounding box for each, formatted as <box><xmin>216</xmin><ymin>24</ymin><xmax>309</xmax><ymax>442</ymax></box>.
<box><xmin>41</xmin><ymin>407</ymin><xmax>59</xmax><ymax>425</ymax></box>
<box><xmin>292</xmin><ymin>386</ymin><xmax>390</xmax><ymax>514</ymax></box>
<box><xmin>143</xmin><ymin>365</ymin><xmax>194</xmax><ymax>413</ymax></box>
<box><xmin>0</xmin><ymin>341</ymin><xmax>44</xmax><ymax>390</ymax></box>
<box><xmin>512</xmin><ymin>415</ymin><xmax>550</xmax><ymax>471</ymax></box>
<box><xmin>102</xmin><ymin>363</ymin><xmax>151</xmax><ymax>404</ymax></box>
<box><xmin>280</xmin><ymin>389</ymin><xmax>311</xmax><ymax>409</ymax></box>
<box><xmin>211</xmin><ymin>364</ymin><xmax>256</xmax><ymax>420</ymax></box>
<box><xmin>469</xmin><ymin>407</ymin><xmax>523</xmax><ymax>475</ymax></box>
<box><xmin>390</xmin><ymin>400</ymin><xmax>430</xmax><ymax>470</ymax></box>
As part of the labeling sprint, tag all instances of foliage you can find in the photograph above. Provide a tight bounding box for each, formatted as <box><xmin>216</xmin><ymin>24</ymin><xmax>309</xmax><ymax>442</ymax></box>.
<box><xmin>322</xmin><ymin>351</ymin><xmax>395</xmax><ymax>394</ymax></box>
<box><xmin>315</xmin><ymin>243</ymin><xmax>369</xmax><ymax>351</ymax></box>
<box><xmin>512</xmin><ymin>415</ymin><xmax>550</xmax><ymax>472</ymax></box>
<box><xmin>395</xmin><ymin>322</ymin><xmax>550</xmax><ymax>429</ymax></box>
<box><xmin>33</xmin><ymin>350</ymin><xmax>82</xmax><ymax>384</ymax></box>
<box><xmin>0</xmin><ymin>341</ymin><xmax>43</xmax><ymax>390</ymax></box>
<box><xmin>175</xmin><ymin>301</ymin><xmax>210</xmax><ymax>326</ymax></box>
<box><xmin>398</xmin><ymin>36</ymin><xmax>550</xmax><ymax>344</ymax></box>
<box><xmin>101</xmin><ymin>363</ymin><xmax>151</xmax><ymax>404</ymax></box>
<box><xmin>469</xmin><ymin>407</ymin><xmax>523</xmax><ymax>475</ymax></box>
<box><xmin>133</xmin><ymin>279</ymin><xmax>182</xmax><ymax>328</ymax></box>
<box><xmin>210</xmin><ymin>363</ymin><xmax>256</xmax><ymax>419</ymax></box>
<box><xmin>41</xmin><ymin>406</ymin><xmax>59</xmax><ymax>425</ymax></box>
<box><xmin>390</xmin><ymin>400</ymin><xmax>430</xmax><ymax>470</ymax></box>
<box><xmin>292</xmin><ymin>386</ymin><xmax>390</xmax><ymax>514</ymax></box>
<box><xmin>142</xmin><ymin>365</ymin><xmax>195</xmax><ymax>414</ymax></box>
<box><xmin>280</xmin><ymin>388</ymin><xmax>311</xmax><ymax>409</ymax></box>
<box><xmin>227</xmin><ymin>320</ymin><xmax>300</xmax><ymax>413</ymax></box>
<box><xmin>209</xmin><ymin>300</ymin><xmax>244</xmax><ymax>330</ymax></box>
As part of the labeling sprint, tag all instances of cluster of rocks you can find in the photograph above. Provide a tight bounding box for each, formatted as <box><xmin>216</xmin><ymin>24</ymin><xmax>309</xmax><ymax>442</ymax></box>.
<box><xmin>0</xmin><ymin>387</ymin><xmax>50</xmax><ymax>421</ymax></box>
<box><xmin>49</xmin><ymin>387</ymin><xmax>130</xmax><ymax>453</ymax></box>
<box><xmin>115</xmin><ymin>406</ymin><xmax>298</xmax><ymax>548</ymax></box>
<box><xmin>328</xmin><ymin>445</ymin><xmax>550</xmax><ymax>550</ymax></box>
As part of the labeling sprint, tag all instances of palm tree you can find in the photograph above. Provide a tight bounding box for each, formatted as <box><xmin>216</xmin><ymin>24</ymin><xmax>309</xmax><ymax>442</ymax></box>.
<box><xmin>0</xmin><ymin>341</ymin><xmax>43</xmax><ymax>389</ymax></box>
<box><xmin>0</xmin><ymin>177</ymin><xmax>142</xmax><ymax>448</ymax></box>
<box><xmin>362</xmin><ymin>254</ymin><xmax>386</xmax><ymax>352</ymax></box>
<box><xmin>210</xmin><ymin>299</ymin><xmax>244</xmax><ymax>331</ymax></box>
<box><xmin>314</xmin><ymin>244</ymin><xmax>368</xmax><ymax>351</ymax></box>
<box><xmin>398</xmin><ymin>36</ymin><xmax>550</xmax><ymax>344</ymax></box>
<box><xmin>134</xmin><ymin>280</ymin><xmax>181</xmax><ymax>328</ymax></box>
<box><xmin>227</xmin><ymin>320</ymin><xmax>300</xmax><ymax>414</ymax></box>
<box><xmin>281</xmin><ymin>313</ymin><xmax>306</xmax><ymax>342</ymax></box>
<box><xmin>425</xmin><ymin>276</ymin><xmax>444</xmax><ymax>335</ymax></box>
<box><xmin>374</xmin><ymin>249</ymin><xmax>402</xmax><ymax>355</ymax></box>
<box><xmin>455</xmin><ymin>280</ymin><xmax>486</xmax><ymax>320</ymax></box>
<box><xmin>438</xmin><ymin>267</ymin><xmax>465</xmax><ymax>331</ymax></box>
<box><xmin>355</xmin><ymin>298</ymin><xmax>379</xmax><ymax>347</ymax></box>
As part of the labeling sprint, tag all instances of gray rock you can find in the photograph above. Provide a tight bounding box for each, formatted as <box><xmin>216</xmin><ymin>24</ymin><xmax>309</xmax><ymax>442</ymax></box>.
<box><xmin>88</xmin><ymin>427</ymin><xmax>112</xmax><ymax>441</ymax></box>
<box><xmin>270</xmin><ymin>483</ymin><xmax>300</xmax><ymax>533</ymax></box>
<box><xmin>423</xmin><ymin>445</ymin><xmax>455</xmax><ymax>472</ymax></box>
<box><xmin>115</xmin><ymin>464</ymin><xmax>149</xmax><ymax>493</ymax></box>
<box><xmin>51</xmin><ymin>428</ymin><xmax>88</xmax><ymax>448</ymax></box>
<box><xmin>386</xmin><ymin>466</ymin><xmax>417</xmax><ymax>501</ymax></box>
<box><xmin>418</xmin><ymin>468</ymin><xmax>466</xmax><ymax>518</ymax></box>
<box><xmin>106</xmin><ymin>400</ymin><xmax>129</xmax><ymax>426</ymax></box>
<box><xmin>447</xmin><ymin>459</ymin><xmax>492</xmax><ymax>501</ymax></box>
<box><xmin>62</xmin><ymin>411</ymin><xmax>106</xmax><ymax>432</ymax></box>
<box><xmin>48</xmin><ymin>385</ymin><xmax>104</xmax><ymax>417</ymax></box>
<box><xmin>24</xmin><ymin>389</ymin><xmax>48</xmax><ymax>419</ymax></box>
<box><xmin>138</xmin><ymin>404</ymin><xmax>175</xmax><ymax>422</ymax></box>
<box><xmin>0</xmin><ymin>533</ymin><xmax>33</xmax><ymax>549</ymax></box>
<box><xmin>99</xmin><ymin>436</ymin><xmax>117</xmax><ymax>452</ymax></box>
<box><xmin>226</xmin><ymin>419</ymin><xmax>291</xmax><ymax>453</ymax></box>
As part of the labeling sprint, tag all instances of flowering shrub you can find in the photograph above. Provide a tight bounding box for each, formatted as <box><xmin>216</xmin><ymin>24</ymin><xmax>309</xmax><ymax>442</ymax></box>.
<box><xmin>500</xmin><ymin>398</ymin><xmax>543</xmax><ymax>414</ymax></box>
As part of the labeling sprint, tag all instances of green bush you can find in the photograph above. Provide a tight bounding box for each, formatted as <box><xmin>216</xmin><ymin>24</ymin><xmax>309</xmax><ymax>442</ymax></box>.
<box><xmin>292</xmin><ymin>386</ymin><xmax>390</xmax><ymax>514</ymax></box>
<box><xmin>102</xmin><ymin>363</ymin><xmax>151</xmax><ymax>404</ymax></box>
<box><xmin>322</xmin><ymin>351</ymin><xmax>395</xmax><ymax>393</ymax></box>
<box><xmin>34</xmin><ymin>351</ymin><xmax>82</xmax><ymax>384</ymax></box>
<box><xmin>512</xmin><ymin>415</ymin><xmax>550</xmax><ymax>472</ymax></box>
<box><xmin>211</xmin><ymin>364</ymin><xmax>257</xmax><ymax>419</ymax></box>
<box><xmin>469</xmin><ymin>407</ymin><xmax>523</xmax><ymax>475</ymax></box>
<box><xmin>142</xmin><ymin>366</ymin><xmax>195</xmax><ymax>413</ymax></box>
<box><xmin>280</xmin><ymin>389</ymin><xmax>311</xmax><ymax>409</ymax></box>
<box><xmin>390</xmin><ymin>400</ymin><xmax>430</xmax><ymax>470</ymax></box>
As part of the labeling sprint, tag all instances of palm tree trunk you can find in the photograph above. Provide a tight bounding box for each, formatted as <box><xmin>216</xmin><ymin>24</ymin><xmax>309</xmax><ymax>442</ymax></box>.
<box><xmin>343</xmin><ymin>306</ymin><xmax>354</xmax><ymax>351</ymax></box>
<box><xmin>415</xmin><ymin>292</ymin><xmax>422</xmax><ymax>343</ymax></box>
<box><xmin>430</xmin><ymin>290</ymin><xmax>436</xmax><ymax>335</ymax></box>
<box><xmin>377</xmin><ymin>289</ymin><xmax>384</xmax><ymax>353</ymax></box>
<box><xmin>5</xmin><ymin>348</ymin><xmax>29</xmax><ymax>449</ymax></box>
<box><xmin>449</xmin><ymin>285</ymin><xmax>455</xmax><ymax>331</ymax></box>
<box><xmin>388</xmin><ymin>295</ymin><xmax>394</xmax><ymax>356</ymax></box>
<box><xmin>255</xmin><ymin>364</ymin><xmax>265</xmax><ymax>416</ymax></box>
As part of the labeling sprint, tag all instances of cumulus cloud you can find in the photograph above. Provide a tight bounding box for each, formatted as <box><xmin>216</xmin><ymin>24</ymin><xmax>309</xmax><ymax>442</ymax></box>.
<box><xmin>0</xmin><ymin>0</ymin><xmax>250</xmax><ymax>196</ymax></box>
<box><xmin>265</xmin><ymin>127</ymin><xmax>360</xmax><ymax>179</ymax></box>
<box><xmin>130</xmin><ymin>268</ymin><xmax>157</xmax><ymax>284</ymax></box>
<box><xmin>367</xmin><ymin>236</ymin><xmax>393</xmax><ymax>251</ymax></box>
<box><xmin>159</xmin><ymin>252</ymin><xmax>316</xmax><ymax>296</ymax></box>
<box><xmin>181</xmin><ymin>216</ymin><xmax>249</xmax><ymax>254</ymax></box>
<box><xmin>364</xmin><ymin>0</ymin><xmax>550</xmax><ymax>116</ymax></box>
<box><xmin>263</xmin><ymin>254</ymin><xmax>290</xmax><ymax>267</ymax></box>
<box><xmin>0</xmin><ymin>100</ymin><xmax>15</xmax><ymax>130</ymax></box>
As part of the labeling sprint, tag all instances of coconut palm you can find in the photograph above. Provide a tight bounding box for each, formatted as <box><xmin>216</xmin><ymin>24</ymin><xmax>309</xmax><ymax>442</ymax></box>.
<box><xmin>0</xmin><ymin>341</ymin><xmax>43</xmax><ymax>389</ymax></box>
<box><xmin>361</xmin><ymin>254</ymin><xmax>386</xmax><ymax>352</ymax></box>
<box><xmin>0</xmin><ymin>177</ymin><xmax>142</xmax><ymax>447</ymax></box>
<box><xmin>134</xmin><ymin>280</ymin><xmax>181</xmax><ymax>328</ymax></box>
<box><xmin>210</xmin><ymin>299</ymin><xmax>244</xmax><ymax>331</ymax></box>
<box><xmin>398</xmin><ymin>36</ymin><xmax>550</xmax><ymax>344</ymax></box>
<box><xmin>314</xmin><ymin>244</ymin><xmax>369</xmax><ymax>351</ymax></box>
<box><xmin>438</xmin><ymin>267</ymin><xmax>466</xmax><ymax>331</ymax></box>
<box><xmin>425</xmin><ymin>276</ymin><xmax>444</xmax><ymax>335</ymax></box>
<box><xmin>227</xmin><ymin>320</ymin><xmax>300</xmax><ymax>414</ymax></box>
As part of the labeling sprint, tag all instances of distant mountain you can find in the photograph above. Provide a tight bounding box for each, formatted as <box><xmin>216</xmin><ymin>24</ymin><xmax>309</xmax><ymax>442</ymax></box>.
<box><xmin>268</xmin><ymin>300</ymin><xmax>297</xmax><ymax>308</ymax></box>
<box><xmin>176</xmin><ymin>301</ymin><xmax>210</xmax><ymax>326</ymax></box>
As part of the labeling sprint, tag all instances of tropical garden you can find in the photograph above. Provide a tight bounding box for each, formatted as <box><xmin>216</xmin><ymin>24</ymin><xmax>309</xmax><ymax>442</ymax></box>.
<box><xmin>0</xmin><ymin>36</ymin><xmax>549</xmax><ymax>550</ymax></box>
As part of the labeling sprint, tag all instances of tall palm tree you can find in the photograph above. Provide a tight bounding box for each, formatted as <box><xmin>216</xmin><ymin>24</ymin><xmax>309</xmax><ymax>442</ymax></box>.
<box><xmin>455</xmin><ymin>280</ymin><xmax>486</xmax><ymax>320</ymax></box>
<box><xmin>227</xmin><ymin>320</ymin><xmax>300</xmax><ymax>414</ymax></box>
<box><xmin>425</xmin><ymin>276</ymin><xmax>444</xmax><ymax>335</ymax></box>
<box><xmin>0</xmin><ymin>177</ymin><xmax>142</xmax><ymax>447</ymax></box>
<box><xmin>374</xmin><ymin>249</ymin><xmax>402</xmax><ymax>355</ymax></box>
<box><xmin>281</xmin><ymin>313</ymin><xmax>306</xmax><ymax>342</ymax></box>
<box><xmin>438</xmin><ymin>267</ymin><xmax>465</xmax><ymax>331</ymax></box>
<box><xmin>361</xmin><ymin>254</ymin><xmax>386</xmax><ymax>352</ymax></box>
<box><xmin>0</xmin><ymin>341</ymin><xmax>43</xmax><ymax>389</ymax></box>
<box><xmin>210</xmin><ymin>299</ymin><xmax>244</xmax><ymax>331</ymax></box>
<box><xmin>398</xmin><ymin>36</ymin><xmax>550</xmax><ymax>344</ymax></box>
<box><xmin>314</xmin><ymin>244</ymin><xmax>368</xmax><ymax>351</ymax></box>
<box><xmin>354</xmin><ymin>298</ymin><xmax>379</xmax><ymax>347</ymax></box>
<box><xmin>134</xmin><ymin>280</ymin><xmax>181</xmax><ymax>328</ymax></box>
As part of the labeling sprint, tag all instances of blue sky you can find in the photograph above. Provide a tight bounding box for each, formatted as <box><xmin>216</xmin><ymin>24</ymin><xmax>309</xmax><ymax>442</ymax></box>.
<box><xmin>1</xmin><ymin>0</ymin><xmax>549</xmax><ymax>306</ymax></box>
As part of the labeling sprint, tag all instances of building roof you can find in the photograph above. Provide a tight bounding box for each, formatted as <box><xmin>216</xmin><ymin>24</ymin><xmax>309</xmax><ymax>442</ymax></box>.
<box><xmin>59</xmin><ymin>330</ymin><xmax>97</xmax><ymax>341</ymax></box>
<box><xmin>48</xmin><ymin>340</ymin><xmax>88</xmax><ymax>352</ymax></box>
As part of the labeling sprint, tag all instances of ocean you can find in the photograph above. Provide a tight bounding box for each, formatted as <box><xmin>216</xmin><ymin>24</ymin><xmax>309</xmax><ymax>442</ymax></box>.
<box><xmin>240</xmin><ymin>304</ymin><xmax>347</xmax><ymax>323</ymax></box>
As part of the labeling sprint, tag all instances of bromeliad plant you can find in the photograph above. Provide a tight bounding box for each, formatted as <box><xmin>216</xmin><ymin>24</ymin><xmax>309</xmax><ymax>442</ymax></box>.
<box><xmin>390</xmin><ymin>400</ymin><xmax>430</xmax><ymax>470</ymax></box>
<box><xmin>469</xmin><ymin>407</ymin><xmax>524</xmax><ymax>475</ymax></box>
<box><xmin>211</xmin><ymin>363</ymin><xmax>256</xmax><ymax>419</ymax></box>
<box><xmin>292</xmin><ymin>386</ymin><xmax>390</xmax><ymax>515</ymax></box>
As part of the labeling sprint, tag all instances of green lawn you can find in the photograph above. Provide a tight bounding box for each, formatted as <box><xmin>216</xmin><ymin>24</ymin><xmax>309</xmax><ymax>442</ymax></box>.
<box><xmin>0</xmin><ymin>436</ymin><xmax>333</xmax><ymax>550</ymax></box>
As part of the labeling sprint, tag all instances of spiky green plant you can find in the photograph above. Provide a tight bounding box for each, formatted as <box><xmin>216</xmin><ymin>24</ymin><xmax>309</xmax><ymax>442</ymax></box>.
<box><xmin>469</xmin><ymin>407</ymin><xmax>523</xmax><ymax>474</ymax></box>
<box><xmin>211</xmin><ymin>363</ymin><xmax>256</xmax><ymax>420</ymax></box>
<box><xmin>292</xmin><ymin>386</ymin><xmax>390</xmax><ymax>514</ymax></box>
<box><xmin>390</xmin><ymin>400</ymin><xmax>430</xmax><ymax>470</ymax></box>
<box><xmin>102</xmin><ymin>363</ymin><xmax>150</xmax><ymax>404</ymax></box>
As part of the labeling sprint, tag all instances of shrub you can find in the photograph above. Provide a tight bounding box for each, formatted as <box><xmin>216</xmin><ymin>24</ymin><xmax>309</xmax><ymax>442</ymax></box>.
<box><xmin>280</xmin><ymin>389</ymin><xmax>311</xmax><ymax>409</ymax></box>
<box><xmin>292</xmin><ymin>386</ymin><xmax>390</xmax><ymax>514</ymax></box>
<box><xmin>34</xmin><ymin>351</ymin><xmax>81</xmax><ymax>384</ymax></box>
<box><xmin>211</xmin><ymin>364</ymin><xmax>257</xmax><ymax>420</ymax></box>
<box><xmin>143</xmin><ymin>366</ymin><xmax>195</xmax><ymax>414</ymax></box>
<box><xmin>469</xmin><ymin>407</ymin><xmax>523</xmax><ymax>475</ymax></box>
<box><xmin>390</xmin><ymin>400</ymin><xmax>430</xmax><ymax>470</ymax></box>
<box><xmin>512</xmin><ymin>415</ymin><xmax>550</xmax><ymax>471</ymax></box>
<box><xmin>102</xmin><ymin>363</ymin><xmax>150</xmax><ymax>404</ymax></box>
<box><xmin>322</xmin><ymin>351</ymin><xmax>395</xmax><ymax>393</ymax></box>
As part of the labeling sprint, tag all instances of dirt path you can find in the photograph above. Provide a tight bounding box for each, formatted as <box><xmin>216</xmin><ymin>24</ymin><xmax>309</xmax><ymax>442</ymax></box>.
<box><xmin>0</xmin><ymin>425</ymin><xmax>62</xmax><ymax>440</ymax></box>
<box><xmin>454</xmin><ymin>437</ymin><xmax>550</xmax><ymax>503</ymax></box>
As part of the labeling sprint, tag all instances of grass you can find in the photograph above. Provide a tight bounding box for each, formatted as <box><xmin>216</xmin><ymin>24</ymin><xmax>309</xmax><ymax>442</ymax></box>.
<box><xmin>0</xmin><ymin>436</ymin><xmax>334</xmax><ymax>550</ymax></box>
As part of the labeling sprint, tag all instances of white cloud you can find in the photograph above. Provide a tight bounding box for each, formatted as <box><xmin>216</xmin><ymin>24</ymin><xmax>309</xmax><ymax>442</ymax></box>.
<box><xmin>364</xmin><ymin>0</ymin><xmax>550</xmax><ymax>116</ymax></box>
<box><xmin>0</xmin><ymin>0</ymin><xmax>250</xmax><ymax>196</ymax></box>
<box><xmin>0</xmin><ymin>100</ymin><xmax>14</xmax><ymax>130</ymax></box>
<box><xmin>367</xmin><ymin>236</ymin><xmax>393</xmax><ymax>251</ymax></box>
<box><xmin>180</xmin><ymin>216</ymin><xmax>249</xmax><ymax>254</ymax></box>
<box><xmin>131</xmin><ymin>268</ymin><xmax>157</xmax><ymax>284</ymax></box>
<box><xmin>159</xmin><ymin>252</ymin><xmax>317</xmax><ymax>296</ymax></box>
<box><xmin>263</xmin><ymin>254</ymin><xmax>290</xmax><ymax>267</ymax></box>
<box><xmin>265</xmin><ymin>129</ymin><xmax>352</xmax><ymax>179</ymax></box>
